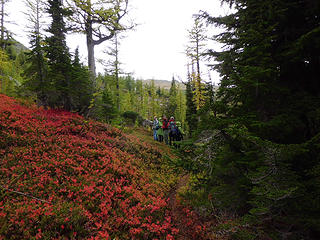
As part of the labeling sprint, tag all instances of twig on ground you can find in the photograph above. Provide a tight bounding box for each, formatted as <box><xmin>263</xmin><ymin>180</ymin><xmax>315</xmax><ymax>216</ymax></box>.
<box><xmin>0</xmin><ymin>185</ymin><xmax>51</xmax><ymax>204</ymax></box>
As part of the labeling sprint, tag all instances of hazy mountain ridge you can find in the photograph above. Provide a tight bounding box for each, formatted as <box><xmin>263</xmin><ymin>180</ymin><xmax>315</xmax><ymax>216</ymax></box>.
<box><xmin>12</xmin><ymin>40</ymin><xmax>29</xmax><ymax>52</ymax></box>
<box><xmin>143</xmin><ymin>79</ymin><xmax>186</xmax><ymax>90</ymax></box>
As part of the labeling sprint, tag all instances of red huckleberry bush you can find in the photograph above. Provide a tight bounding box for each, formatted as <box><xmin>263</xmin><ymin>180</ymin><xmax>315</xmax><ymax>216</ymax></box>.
<box><xmin>0</xmin><ymin>94</ymin><xmax>185</xmax><ymax>239</ymax></box>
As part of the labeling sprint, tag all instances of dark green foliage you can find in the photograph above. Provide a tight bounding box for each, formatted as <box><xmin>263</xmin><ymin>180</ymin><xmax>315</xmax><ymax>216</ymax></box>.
<box><xmin>181</xmin><ymin>0</ymin><xmax>320</xmax><ymax>238</ymax></box>
<box><xmin>5</xmin><ymin>43</ymin><xmax>17</xmax><ymax>60</ymax></box>
<box><xmin>185</xmin><ymin>79</ymin><xmax>197</xmax><ymax>136</ymax></box>
<box><xmin>92</xmin><ymin>73</ymin><xmax>186</xmax><ymax>124</ymax></box>
<box><xmin>0</xmin><ymin>48</ymin><xmax>24</xmax><ymax>96</ymax></box>
<box><xmin>69</xmin><ymin>48</ymin><xmax>93</xmax><ymax>114</ymax></box>
<box><xmin>123</xmin><ymin>75</ymin><xmax>135</xmax><ymax>92</ymax></box>
<box><xmin>121</xmin><ymin>111</ymin><xmax>140</xmax><ymax>125</ymax></box>
<box><xmin>23</xmin><ymin>30</ymin><xmax>49</xmax><ymax>107</ymax></box>
<box><xmin>156</xmin><ymin>86</ymin><xmax>162</xmax><ymax>97</ymax></box>
<box><xmin>166</xmin><ymin>77</ymin><xmax>178</xmax><ymax>118</ymax></box>
<box><xmin>43</xmin><ymin>1</ymin><xmax>93</xmax><ymax>112</ymax></box>
<box><xmin>45</xmin><ymin>0</ymin><xmax>73</xmax><ymax>110</ymax></box>
<box><xmin>21</xmin><ymin>1</ymin><xmax>93</xmax><ymax>114</ymax></box>
<box><xmin>101</xmin><ymin>86</ymin><xmax>117</xmax><ymax>122</ymax></box>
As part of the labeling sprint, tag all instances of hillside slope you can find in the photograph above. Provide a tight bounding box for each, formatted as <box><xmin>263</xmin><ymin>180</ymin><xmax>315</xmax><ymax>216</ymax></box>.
<box><xmin>0</xmin><ymin>94</ymin><xmax>205</xmax><ymax>239</ymax></box>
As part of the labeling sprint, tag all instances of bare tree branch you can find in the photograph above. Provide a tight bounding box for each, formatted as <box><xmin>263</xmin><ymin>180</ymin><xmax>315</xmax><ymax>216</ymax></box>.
<box><xmin>1</xmin><ymin>185</ymin><xmax>51</xmax><ymax>204</ymax></box>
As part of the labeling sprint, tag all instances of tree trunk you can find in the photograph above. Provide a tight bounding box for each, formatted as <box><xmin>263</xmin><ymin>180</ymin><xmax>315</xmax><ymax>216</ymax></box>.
<box><xmin>196</xmin><ymin>34</ymin><xmax>201</xmax><ymax>97</ymax></box>
<box><xmin>1</xmin><ymin>0</ymin><xmax>4</xmax><ymax>49</ymax></box>
<box><xmin>0</xmin><ymin>0</ymin><xmax>4</xmax><ymax>91</ymax></box>
<box><xmin>86</xmin><ymin>21</ymin><xmax>96</xmax><ymax>79</ymax></box>
<box><xmin>115</xmin><ymin>34</ymin><xmax>120</xmax><ymax>112</ymax></box>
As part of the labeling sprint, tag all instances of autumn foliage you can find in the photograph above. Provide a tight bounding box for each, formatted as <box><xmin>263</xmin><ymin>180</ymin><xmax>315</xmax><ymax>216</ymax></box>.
<box><xmin>0</xmin><ymin>94</ymin><xmax>200</xmax><ymax>239</ymax></box>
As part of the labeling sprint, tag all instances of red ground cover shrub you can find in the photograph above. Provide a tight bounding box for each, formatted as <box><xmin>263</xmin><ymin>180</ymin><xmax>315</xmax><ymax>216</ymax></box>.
<box><xmin>0</xmin><ymin>94</ymin><xmax>182</xmax><ymax>239</ymax></box>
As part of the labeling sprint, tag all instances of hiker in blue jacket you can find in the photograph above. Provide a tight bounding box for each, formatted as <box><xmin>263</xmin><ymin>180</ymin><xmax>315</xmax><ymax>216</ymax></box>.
<box><xmin>152</xmin><ymin>116</ymin><xmax>159</xmax><ymax>141</ymax></box>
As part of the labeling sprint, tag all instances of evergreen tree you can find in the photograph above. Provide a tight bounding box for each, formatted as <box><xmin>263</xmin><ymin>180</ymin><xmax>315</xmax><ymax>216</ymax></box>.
<box><xmin>150</xmin><ymin>79</ymin><xmax>158</xmax><ymax>118</ymax></box>
<box><xmin>0</xmin><ymin>0</ymin><xmax>17</xmax><ymax>62</ymax></box>
<box><xmin>70</xmin><ymin>47</ymin><xmax>93</xmax><ymax>113</ymax></box>
<box><xmin>0</xmin><ymin>48</ymin><xmax>10</xmax><ymax>93</ymax></box>
<box><xmin>0</xmin><ymin>0</ymin><xmax>10</xmax><ymax>50</ymax></box>
<box><xmin>121</xmin><ymin>90</ymin><xmax>131</xmax><ymax>112</ymax></box>
<box><xmin>101</xmin><ymin>85</ymin><xmax>117</xmax><ymax>122</ymax></box>
<box><xmin>0</xmin><ymin>48</ymin><xmax>23</xmax><ymax>96</ymax></box>
<box><xmin>23</xmin><ymin>0</ymin><xmax>49</xmax><ymax>107</ymax></box>
<box><xmin>185</xmin><ymin>70</ymin><xmax>197</xmax><ymax>136</ymax></box>
<box><xmin>45</xmin><ymin>0</ymin><xmax>73</xmax><ymax>110</ymax></box>
<box><xmin>186</xmin><ymin>0</ymin><xmax>320</xmax><ymax>237</ymax></box>
<box><xmin>135</xmin><ymin>80</ymin><xmax>145</xmax><ymax>116</ymax></box>
<box><xmin>186</xmin><ymin>16</ymin><xmax>207</xmax><ymax>111</ymax></box>
<box><xmin>142</xmin><ymin>83</ymin><xmax>150</xmax><ymax>119</ymax></box>
<box><xmin>176</xmin><ymin>84</ymin><xmax>186</xmax><ymax>127</ymax></box>
<box><xmin>105</xmin><ymin>32</ymin><xmax>123</xmax><ymax>112</ymax></box>
<box><xmin>156</xmin><ymin>86</ymin><xmax>161</xmax><ymax>97</ymax></box>
<box><xmin>119</xmin><ymin>75</ymin><xmax>135</xmax><ymax>113</ymax></box>
<box><xmin>166</xmin><ymin>76</ymin><xmax>178</xmax><ymax>118</ymax></box>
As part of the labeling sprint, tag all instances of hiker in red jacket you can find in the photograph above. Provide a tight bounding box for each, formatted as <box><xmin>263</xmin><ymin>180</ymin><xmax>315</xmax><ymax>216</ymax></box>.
<box><xmin>162</xmin><ymin>116</ymin><xmax>170</xmax><ymax>145</ymax></box>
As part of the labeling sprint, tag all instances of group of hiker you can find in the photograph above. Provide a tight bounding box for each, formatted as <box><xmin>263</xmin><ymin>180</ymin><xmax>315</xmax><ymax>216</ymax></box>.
<box><xmin>152</xmin><ymin>116</ymin><xmax>184</xmax><ymax>146</ymax></box>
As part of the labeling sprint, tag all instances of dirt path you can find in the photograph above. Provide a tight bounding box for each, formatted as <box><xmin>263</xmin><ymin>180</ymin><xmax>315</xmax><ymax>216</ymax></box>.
<box><xmin>131</xmin><ymin>128</ymin><xmax>207</xmax><ymax>239</ymax></box>
<box><xmin>168</xmin><ymin>174</ymin><xmax>189</xmax><ymax>212</ymax></box>
<box><xmin>168</xmin><ymin>174</ymin><xmax>208</xmax><ymax>240</ymax></box>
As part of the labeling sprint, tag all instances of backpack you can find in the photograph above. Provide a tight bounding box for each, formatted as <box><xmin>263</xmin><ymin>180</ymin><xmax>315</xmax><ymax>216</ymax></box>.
<box><xmin>169</xmin><ymin>121</ymin><xmax>177</xmax><ymax>134</ymax></box>
<box><xmin>175</xmin><ymin>127</ymin><xmax>182</xmax><ymax>140</ymax></box>
<box><xmin>163</xmin><ymin>119</ymin><xmax>169</xmax><ymax>129</ymax></box>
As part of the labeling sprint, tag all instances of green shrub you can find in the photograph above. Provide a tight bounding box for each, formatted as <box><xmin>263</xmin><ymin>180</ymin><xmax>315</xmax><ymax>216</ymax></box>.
<box><xmin>121</xmin><ymin>111</ymin><xmax>140</xmax><ymax>125</ymax></box>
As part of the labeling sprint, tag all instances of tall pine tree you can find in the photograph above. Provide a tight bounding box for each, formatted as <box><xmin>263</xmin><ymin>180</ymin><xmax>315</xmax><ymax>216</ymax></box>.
<box><xmin>0</xmin><ymin>0</ymin><xmax>10</xmax><ymax>50</ymax></box>
<box><xmin>23</xmin><ymin>0</ymin><xmax>49</xmax><ymax>107</ymax></box>
<box><xmin>70</xmin><ymin>47</ymin><xmax>93</xmax><ymax>113</ymax></box>
<box><xmin>185</xmin><ymin>68</ymin><xmax>197</xmax><ymax>136</ymax></box>
<box><xmin>45</xmin><ymin>0</ymin><xmax>73</xmax><ymax>110</ymax></box>
<box><xmin>182</xmin><ymin>0</ymin><xmax>320</xmax><ymax>237</ymax></box>
<box><xmin>186</xmin><ymin>16</ymin><xmax>207</xmax><ymax>111</ymax></box>
<box><xmin>166</xmin><ymin>76</ymin><xmax>178</xmax><ymax>118</ymax></box>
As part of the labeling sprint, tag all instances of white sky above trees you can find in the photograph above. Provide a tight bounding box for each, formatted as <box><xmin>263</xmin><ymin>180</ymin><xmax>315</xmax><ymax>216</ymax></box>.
<box><xmin>7</xmin><ymin>0</ymin><xmax>231</xmax><ymax>84</ymax></box>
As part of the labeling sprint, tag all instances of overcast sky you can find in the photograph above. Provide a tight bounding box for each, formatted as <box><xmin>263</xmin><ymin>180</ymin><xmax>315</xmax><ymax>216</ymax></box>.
<box><xmin>7</xmin><ymin>0</ymin><xmax>231</xmax><ymax>83</ymax></box>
